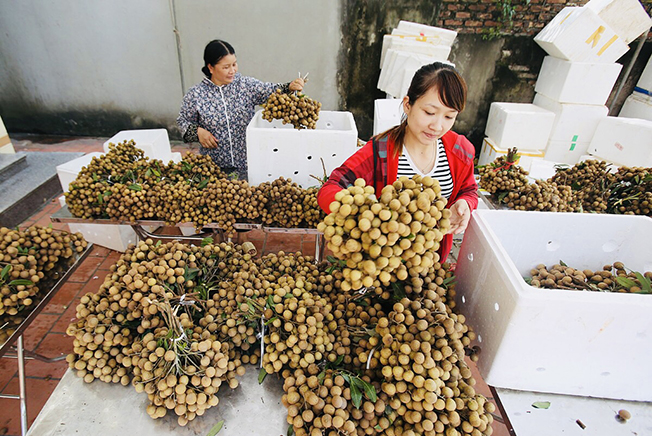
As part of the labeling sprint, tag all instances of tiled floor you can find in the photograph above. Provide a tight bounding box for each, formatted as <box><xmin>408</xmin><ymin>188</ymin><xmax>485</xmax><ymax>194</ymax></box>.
<box><xmin>0</xmin><ymin>135</ymin><xmax>509</xmax><ymax>436</ymax></box>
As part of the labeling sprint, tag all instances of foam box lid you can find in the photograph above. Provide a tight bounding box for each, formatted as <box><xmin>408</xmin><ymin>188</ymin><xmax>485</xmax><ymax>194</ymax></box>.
<box><xmin>585</xmin><ymin>0</ymin><xmax>652</xmax><ymax>44</ymax></box>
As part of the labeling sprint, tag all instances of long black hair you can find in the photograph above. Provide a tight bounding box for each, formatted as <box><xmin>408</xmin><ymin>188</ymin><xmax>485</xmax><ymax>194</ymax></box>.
<box><xmin>201</xmin><ymin>40</ymin><xmax>236</xmax><ymax>77</ymax></box>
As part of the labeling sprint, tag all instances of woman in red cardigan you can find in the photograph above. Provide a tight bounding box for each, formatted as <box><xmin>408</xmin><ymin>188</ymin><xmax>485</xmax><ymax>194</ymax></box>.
<box><xmin>317</xmin><ymin>62</ymin><xmax>478</xmax><ymax>262</ymax></box>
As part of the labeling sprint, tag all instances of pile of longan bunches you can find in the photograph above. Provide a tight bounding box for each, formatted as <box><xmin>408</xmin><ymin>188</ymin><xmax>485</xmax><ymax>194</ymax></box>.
<box><xmin>501</xmin><ymin>179</ymin><xmax>578</xmax><ymax>212</ymax></box>
<box><xmin>356</xmin><ymin>296</ymin><xmax>494</xmax><ymax>436</ymax></box>
<box><xmin>550</xmin><ymin>160</ymin><xmax>613</xmax><ymax>213</ymax></box>
<box><xmin>262</xmin><ymin>89</ymin><xmax>321</xmax><ymax>129</ymax></box>
<box><xmin>318</xmin><ymin>176</ymin><xmax>450</xmax><ymax>291</ymax></box>
<box><xmin>478</xmin><ymin>149</ymin><xmax>529</xmax><ymax>194</ymax></box>
<box><xmin>0</xmin><ymin>226</ymin><xmax>87</xmax><ymax>319</ymax></box>
<box><xmin>528</xmin><ymin>261</ymin><xmax>652</xmax><ymax>293</ymax></box>
<box><xmin>608</xmin><ymin>166</ymin><xmax>652</xmax><ymax>216</ymax></box>
<box><xmin>254</xmin><ymin>177</ymin><xmax>321</xmax><ymax>228</ymax></box>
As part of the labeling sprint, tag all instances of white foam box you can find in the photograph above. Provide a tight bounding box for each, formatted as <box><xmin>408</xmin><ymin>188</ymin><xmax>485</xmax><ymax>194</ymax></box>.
<box><xmin>585</xmin><ymin>0</ymin><xmax>652</xmax><ymax>44</ymax></box>
<box><xmin>618</xmin><ymin>90</ymin><xmax>652</xmax><ymax>121</ymax></box>
<box><xmin>484</xmin><ymin>103</ymin><xmax>555</xmax><ymax>151</ymax></box>
<box><xmin>543</xmin><ymin>139</ymin><xmax>591</xmax><ymax>165</ymax></box>
<box><xmin>455</xmin><ymin>209</ymin><xmax>652</xmax><ymax>401</ymax></box>
<box><xmin>478</xmin><ymin>137</ymin><xmax>545</xmax><ymax>172</ymax></box>
<box><xmin>533</xmin><ymin>93</ymin><xmax>608</xmax><ymax>144</ymax></box>
<box><xmin>56</xmin><ymin>152</ymin><xmax>104</xmax><ymax>192</ymax></box>
<box><xmin>534</xmin><ymin>56</ymin><xmax>622</xmax><ymax>105</ymax></box>
<box><xmin>526</xmin><ymin>156</ymin><xmax>559</xmax><ymax>180</ymax></box>
<box><xmin>246</xmin><ymin>110</ymin><xmax>358</xmax><ymax>188</ymax></box>
<box><xmin>380</xmin><ymin>35</ymin><xmax>452</xmax><ymax>67</ymax></box>
<box><xmin>534</xmin><ymin>7</ymin><xmax>629</xmax><ymax>63</ymax></box>
<box><xmin>588</xmin><ymin>116</ymin><xmax>652</xmax><ymax>167</ymax></box>
<box><xmin>394</xmin><ymin>21</ymin><xmax>457</xmax><ymax>45</ymax></box>
<box><xmin>635</xmin><ymin>54</ymin><xmax>652</xmax><ymax>93</ymax></box>
<box><xmin>0</xmin><ymin>115</ymin><xmax>14</xmax><ymax>154</ymax></box>
<box><xmin>373</xmin><ymin>98</ymin><xmax>403</xmax><ymax>136</ymax></box>
<box><xmin>0</xmin><ymin>143</ymin><xmax>15</xmax><ymax>154</ymax></box>
<box><xmin>379</xmin><ymin>50</ymin><xmax>439</xmax><ymax>97</ymax></box>
<box><xmin>103</xmin><ymin>129</ymin><xmax>171</xmax><ymax>162</ymax></box>
<box><xmin>68</xmin><ymin>223</ymin><xmax>137</xmax><ymax>253</ymax></box>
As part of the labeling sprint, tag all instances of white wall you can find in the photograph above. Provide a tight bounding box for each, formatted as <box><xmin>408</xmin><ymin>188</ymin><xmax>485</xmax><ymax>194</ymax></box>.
<box><xmin>0</xmin><ymin>0</ymin><xmax>341</xmax><ymax>135</ymax></box>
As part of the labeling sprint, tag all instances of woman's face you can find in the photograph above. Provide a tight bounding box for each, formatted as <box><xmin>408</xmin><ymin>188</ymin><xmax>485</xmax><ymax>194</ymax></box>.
<box><xmin>208</xmin><ymin>54</ymin><xmax>238</xmax><ymax>86</ymax></box>
<box><xmin>403</xmin><ymin>86</ymin><xmax>458</xmax><ymax>147</ymax></box>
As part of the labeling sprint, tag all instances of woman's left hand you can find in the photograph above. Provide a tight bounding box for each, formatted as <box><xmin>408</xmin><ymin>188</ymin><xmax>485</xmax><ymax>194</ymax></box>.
<box><xmin>289</xmin><ymin>77</ymin><xmax>305</xmax><ymax>92</ymax></box>
<box><xmin>448</xmin><ymin>199</ymin><xmax>472</xmax><ymax>235</ymax></box>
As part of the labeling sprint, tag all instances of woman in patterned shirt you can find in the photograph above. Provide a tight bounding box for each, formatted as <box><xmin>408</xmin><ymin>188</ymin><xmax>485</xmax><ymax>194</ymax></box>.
<box><xmin>317</xmin><ymin>62</ymin><xmax>478</xmax><ymax>262</ymax></box>
<box><xmin>177</xmin><ymin>40</ymin><xmax>305</xmax><ymax>180</ymax></box>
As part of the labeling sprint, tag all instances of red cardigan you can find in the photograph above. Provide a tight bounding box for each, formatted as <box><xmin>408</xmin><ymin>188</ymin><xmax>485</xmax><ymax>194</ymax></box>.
<box><xmin>317</xmin><ymin>130</ymin><xmax>478</xmax><ymax>262</ymax></box>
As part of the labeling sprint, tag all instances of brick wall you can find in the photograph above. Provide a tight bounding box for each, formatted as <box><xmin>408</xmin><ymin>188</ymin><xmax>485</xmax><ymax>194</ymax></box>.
<box><xmin>435</xmin><ymin>0</ymin><xmax>652</xmax><ymax>38</ymax></box>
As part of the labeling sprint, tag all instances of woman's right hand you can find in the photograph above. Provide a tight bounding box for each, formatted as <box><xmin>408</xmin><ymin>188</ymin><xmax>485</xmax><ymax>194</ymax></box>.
<box><xmin>198</xmin><ymin>127</ymin><xmax>218</xmax><ymax>149</ymax></box>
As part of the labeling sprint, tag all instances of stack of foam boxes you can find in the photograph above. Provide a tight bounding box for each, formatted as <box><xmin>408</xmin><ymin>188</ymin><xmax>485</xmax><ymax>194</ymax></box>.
<box><xmin>483</xmin><ymin>0</ymin><xmax>651</xmax><ymax>173</ymax></box>
<box><xmin>373</xmin><ymin>21</ymin><xmax>457</xmax><ymax>136</ymax></box>
<box><xmin>619</xmin><ymin>53</ymin><xmax>652</xmax><ymax>121</ymax></box>
<box><xmin>0</xmin><ymin>116</ymin><xmax>15</xmax><ymax>154</ymax></box>
<box><xmin>533</xmin><ymin>0</ymin><xmax>651</xmax><ymax>165</ymax></box>
<box><xmin>57</xmin><ymin>129</ymin><xmax>179</xmax><ymax>252</ymax></box>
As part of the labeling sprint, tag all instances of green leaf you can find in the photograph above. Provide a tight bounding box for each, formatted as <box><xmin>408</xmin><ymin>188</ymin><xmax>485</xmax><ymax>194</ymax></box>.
<box><xmin>267</xmin><ymin>295</ymin><xmax>276</xmax><ymax>309</ymax></box>
<box><xmin>145</xmin><ymin>168</ymin><xmax>152</xmax><ymax>178</ymax></box>
<box><xmin>532</xmin><ymin>401</ymin><xmax>551</xmax><ymax>409</ymax></box>
<box><xmin>326</xmin><ymin>255</ymin><xmax>338</xmax><ymax>263</ymax></box>
<box><xmin>206</xmin><ymin>420</ymin><xmax>224</xmax><ymax>436</ymax></box>
<box><xmin>128</xmin><ymin>183</ymin><xmax>142</xmax><ymax>191</ymax></box>
<box><xmin>497</xmin><ymin>191</ymin><xmax>509</xmax><ymax>203</ymax></box>
<box><xmin>523</xmin><ymin>277</ymin><xmax>532</xmax><ymax>285</ymax></box>
<box><xmin>201</xmin><ymin>237</ymin><xmax>214</xmax><ymax>247</ymax></box>
<box><xmin>350</xmin><ymin>381</ymin><xmax>363</xmax><ymax>409</ymax></box>
<box><xmin>634</xmin><ymin>272</ymin><xmax>652</xmax><ymax>294</ymax></box>
<box><xmin>153</xmin><ymin>168</ymin><xmax>161</xmax><ymax>177</ymax></box>
<box><xmin>184</xmin><ymin>267</ymin><xmax>200</xmax><ymax>281</ymax></box>
<box><xmin>92</xmin><ymin>173</ymin><xmax>99</xmax><ymax>181</ymax></box>
<box><xmin>155</xmin><ymin>240</ymin><xmax>162</xmax><ymax>247</ymax></box>
<box><xmin>9</xmin><ymin>279</ymin><xmax>34</xmax><ymax>286</ymax></box>
<box><xmin>317</xmin><ymin>370</ymin><xmax>326</xmax><ymax>385</ymax></box>
<box><xmin>391</xmin><ymin>282</ymin><xmax>406</xmax><ymax>301</ymax></box>
<box><xmin>1</xmin><ymin>264</ymin><xmax>12</xmax><ymax>281</ymax></box>
<box><xmin>362</xmin><ymin>380</ymin><xmax>377</xmax><ymax>402</ymax></box>
<box><xmin>616</xmin><ymin>276</ymin><xmax>637</xmax><ymax>290</ymax></box>
<box><xmin>287</xmin><ymin>425</ymin><xmax>294</xmax><ymax>436</ymax></box>
<box><xmin>442</xmin><ymin>275</ymin><xmax>456</xmax><ymax>289</ymax></box>
<box><xmin>258</xmin><ymin>367</ymin><xmax>267</xmax><ymax>384</ymax></box>
<box><xmin>375</xmin><ymin>424</ymin><xmax>382</xmax><ymax>431</ymax></box>
<box><xmin>559</xmin><ymin>260</ymin><xmax>567</xmax><ymax>267</ymax></box>
<box><xmin>198</xmin><ymin>178</ymin><xmax>209</xmax><ymax>189</ymax></box>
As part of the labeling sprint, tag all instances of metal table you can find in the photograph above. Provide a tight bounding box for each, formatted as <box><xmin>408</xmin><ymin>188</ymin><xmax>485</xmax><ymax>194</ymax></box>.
<box><xmin>27</xmin><ymin>367</ymin><xmax>287</xmax><ymax>436</ymax></box>
<box><xmin>492</xmin><ymin>386</ymin><xmax>652</xmax><ymax>435</ymax></box>
<box><xmin>0</xmin><ymin>244</ymin><xmax>93</xmax><ymax>436</ymax></box>
<box><xmin>51</xmin><ymin>206</ymin><xmax>326</xmax><ymax>261</ymax></box>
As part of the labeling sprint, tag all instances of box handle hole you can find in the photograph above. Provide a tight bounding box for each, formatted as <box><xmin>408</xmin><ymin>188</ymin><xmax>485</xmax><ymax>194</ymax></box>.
<box><xmin>273</xmin><ymin>148</ymin><xmax>279</xmax><ymax>152</ymax></box>
<box><xmin>467</xmin><ymin>253</ymin><xmax>473</xmax><ymax>262</ymax></box>
<box><xmin>494</xmin><ymin>303</ymin><xmax>500</xmax><ymax>311</ymax></box>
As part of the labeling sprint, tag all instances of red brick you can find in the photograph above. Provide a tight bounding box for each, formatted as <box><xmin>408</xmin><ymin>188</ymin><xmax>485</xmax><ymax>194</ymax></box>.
<box><xmin>22</xmin><ymin>314</ymin><xmax>60</xmax><ymax>351</ymax></box>
<box><xmin>445</xmin><ymin>20</ymin><xmax>463</xmax><ymax>26</ymax></box>
<box><xmin>456</xmin><ymin>12</ymin><xmax>471</xmax><ymax>19</ymax></box>
<box><xmin>0</xmin><ymin>376</ymin><xmax>61</xmax><ymax>433</ymax></box>
<box><xmin>465</xmin><ymin>20</ymin><xmax>483</xmax><ymax>27</ymax></box>
<box><xmin>43</xmin><ymin>281</ymin><xmax>84</xmax><ymax>314</ymax></box>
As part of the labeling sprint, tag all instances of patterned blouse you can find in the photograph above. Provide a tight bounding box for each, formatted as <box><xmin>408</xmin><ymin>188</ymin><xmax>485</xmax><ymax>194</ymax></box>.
<box><xmin>177</xmin><ymin>73</ymin><xmax>289</xmax><ymax>174</ymax></box>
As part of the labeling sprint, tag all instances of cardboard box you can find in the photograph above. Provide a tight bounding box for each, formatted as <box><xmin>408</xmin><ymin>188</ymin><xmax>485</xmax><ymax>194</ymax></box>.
<box><xmin>534</xmin><ymin>7</ymin><xmax>629</xmax><ymax>63</ymax></box>
<box><xmin>535</xmin><ymin>56</ymin><xmax>622</xmax><ymax>105</ymax></box>
<box><xmin>533</xmin><ymin>93</ymin><xmax>608</xmax><ymax>144</ymax></box>
<box><xmin>484</xmin><ymin>103</ymin><xmax>555</xmax><ymax>151</ymax></box>
<box><xmin>456</xmin><ymin>209</ymin><xmax>652</xmax><ymax>401</ymax></box>
<box><xmin>246</xmin><ymin>110</ymin><xmax>358</xmax><ymax>188</ymax></box>
<box><xmin>588</xmin><ymin>116</ymin><xmax>652</xmax><ymax>167</ymax></box>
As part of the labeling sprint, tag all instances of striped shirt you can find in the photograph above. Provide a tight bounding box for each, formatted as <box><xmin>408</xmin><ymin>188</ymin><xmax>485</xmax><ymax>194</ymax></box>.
<box><xmin>397</xmin><ymin>139</ymin><xmax>454</xmax><ymax>199</ymax></box>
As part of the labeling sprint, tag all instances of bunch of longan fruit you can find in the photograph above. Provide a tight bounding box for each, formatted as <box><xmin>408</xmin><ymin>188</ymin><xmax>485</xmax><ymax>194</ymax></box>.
<box><xmin>262</xmin><ymin>89</ymin><xmax>321</xmax><ymax>129</ymax></box>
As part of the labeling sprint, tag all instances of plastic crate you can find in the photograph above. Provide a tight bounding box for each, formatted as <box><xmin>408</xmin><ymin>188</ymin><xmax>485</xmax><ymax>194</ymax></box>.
<box><xmin>588</xmin><ymin>116</ymin><xmax>652</xmax><ymax>167</ymax></box>
<box><xmin>456</xmin><ymin>209</ymin><xmax>652</xmax><ymax>401</ymax></box>
<box><xmin>534</xmin><ymin>7</ymin><xmax>629</xmax><ymax>63</ymax></box>
<box><xmin>534</xmin><ymin>56</ymin><xmax>622</xmax><ymax>105</ymax></box>
<box><xmin>56</xmin><ymin>152</ymin><xmax>104</xmax><ymax>192</ymax></box>
<box><xmin>484</xmin><ymin>103</ymin><xmax>555</xmax><ymax>151</ymax></box>
<box><xmin>246</xmin><ymin>110</ymin><xmax>358</xmax><ymax>188</ymax></box>
<box><xmin>103</xmin><ymin>129</ymin><xmax>171</xmax><ymax>162</ymax></box>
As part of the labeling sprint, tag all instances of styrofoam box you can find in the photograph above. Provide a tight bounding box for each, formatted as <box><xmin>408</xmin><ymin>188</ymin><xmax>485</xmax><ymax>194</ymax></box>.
<box><xmin>394</xmin><ymin>21</ymin><xmax>457</xmax><ymax>45</ymax></box>
<box><xmin>0</xmin><ymin>143</ymin><xmax>15</xmax><ymax>154</ymax></box>
<box><xmin>588</xmin><ymin>116</ymin><xmax>652</xmax><ymax>167</ymax></box>
<box><xmin>534</xmin><ymin>7</ymin><xmax>629</xmax><ymax>64</ymax></box>
<box><xmin>534</xmin><ymin>56</ymin><xmax>622</xmax><ymax>105</ymax></box>
<box><xmin>379</xmin><ymin>50</ymin><xmax>440</xmax><ymax>97</ymax></box>
<box><xmin>543</xmin><ymin>139</ymin><xmax>590</xmax><ymax>165</ymax></box>
<box><xmin>246</xmin><ymin>110</ymin><xmax>358</xmax><ymax>188</ymax></box>
<box><xmin>533</xmin><ymin>93</ymin><xmax>608</xmax><ymax>143</ymax></box>
<box><xmin>478</xmin><ymin>137</ymin><xmax>544</xmax><ymax>172</ymax></box>
<box><xmin>169</xmin><ymin>152</ymin><xmax>182</xmax><ymax>164</ymax></box>
<box><xmin>526</xmin><ymin>157</ymin><xmax>559</xmax><ymax>180</ymax></box>
<box><xmin>635</xmin><ymin>54</ymin><xmax>652</xmax><ymax>92</ymax></box>
<box><xmin>456</xmin><ymin>209</ymin><xmax>652</xmax><ymax>401</ymax></box>
<box><xmin>68</xmin><ymin>223</ymin><xmax>137</xmax><ymax>253</ymax></box>
<box><xmin>585</xmin><ymin>0</ymin><xmax>652</xmax><ymax>44</ymax></box>
<box><xmin>56</xmin><ymin>152</ymin><xmax>104</xmax><ymax>192</ymax></box>
<box><xmin>380</xmin><ymin>35</ymin><xmax>451</xmax><ymax>68</ymax></box>
<box><xmin>618</xmin><ymin>91</ymin><xmax>652</xmax><ymax>121</ymax></box>
<box><xmin>103</xmin><ymin>129</ymin><xmax>171</xmax><ymax>162</ymax></box>
<box><xmin>484</xmin><ymin>103</ymin><xmax>555</xmax><ymax>151</ymax></box>
<box><xmin>373</xmin><ymin>99</ymin><xmax>403</xmax><ymax>136</ymax></box>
